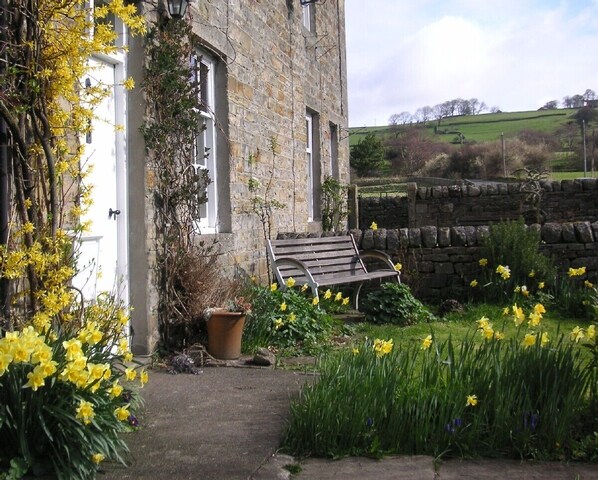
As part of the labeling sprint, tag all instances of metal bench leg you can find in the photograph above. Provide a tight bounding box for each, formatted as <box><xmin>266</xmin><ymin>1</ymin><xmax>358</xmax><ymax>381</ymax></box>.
<box><xmin>352</xmin><ymin>281</ymin><xmax>365</xmax><ymax>310</ymax></box>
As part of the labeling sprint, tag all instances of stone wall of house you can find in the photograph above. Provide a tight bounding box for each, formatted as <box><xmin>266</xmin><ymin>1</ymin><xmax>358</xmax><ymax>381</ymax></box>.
<box><xmin>193</xmin><ymin>0</ymin><xmax>350</xmax><ymax>279</ymax></box>
<box><xmin>282</xmin><ymin>222</ymin><xmax>598</xmax><ymax>302</ymax></box>
<box><xmin>358</xmin><ymin>179</ymin><xmax>598</xmax><ymax>229</ymax></box>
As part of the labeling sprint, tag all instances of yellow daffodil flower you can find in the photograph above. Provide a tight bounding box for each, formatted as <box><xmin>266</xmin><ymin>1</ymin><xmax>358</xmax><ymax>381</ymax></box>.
<box><xmin>466</xmin><ymin>394</ymin><xmax>478</xmax><ymax>407</ymax></box>
<box><xmin>470</xmin><ymin>279</ymin><xmax>478</xmax><ymax>287</ymax></box>
<box><xmin>370</xmin><ymin>221</ymin><xmax>378</xmax><ymax>230</ymax></box>
<box><xmin>285</xmin><ymin>277</ymin><xmax>296</xmax><ymax>288</ymax></box>
<box><xmin>523</xmin><ymin>333</ymin><xmax>537</xmax><ymax>348</ymax></box>
<box><xmin>421</xmin><ymin>335</ymin><xmax>433</xmax><ymax>350</ymax></box>
<box><xmin>479</xmin><ymin>258</ymin><xmax>488</xmax><ymax>267</ymax></box>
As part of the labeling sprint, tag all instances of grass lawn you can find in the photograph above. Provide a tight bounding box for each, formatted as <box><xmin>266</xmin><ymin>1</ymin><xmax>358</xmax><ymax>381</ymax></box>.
<box><xmin>347</xmin><ymin>303</ymin><xmax>594</xmax><ymax>363</ymax></box>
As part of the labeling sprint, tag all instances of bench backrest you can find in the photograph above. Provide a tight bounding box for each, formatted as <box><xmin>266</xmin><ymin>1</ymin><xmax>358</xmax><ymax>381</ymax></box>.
<box><xmin>267</xmin><ymin>235</ymin><xmax>366</xmax><ymax>284</ymax></box>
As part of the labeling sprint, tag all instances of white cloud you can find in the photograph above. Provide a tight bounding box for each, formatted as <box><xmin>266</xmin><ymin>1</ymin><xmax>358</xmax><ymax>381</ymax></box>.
<box><xmin>346</xmin><ymin>0</ymin><xmax>598</xmax><ymax>126</ymax></box>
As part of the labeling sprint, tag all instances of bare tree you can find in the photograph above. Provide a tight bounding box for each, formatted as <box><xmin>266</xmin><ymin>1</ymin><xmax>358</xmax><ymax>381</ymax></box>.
<box><xmin>388</xmin><ymin>111</ymin><xmax>411</xmax><ymax>126</ymax></box>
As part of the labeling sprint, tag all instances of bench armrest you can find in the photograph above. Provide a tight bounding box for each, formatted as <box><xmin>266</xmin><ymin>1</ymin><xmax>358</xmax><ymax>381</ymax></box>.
<box><xmin>272</xmin><ymin>257</ymin><xmax>319</xmax><ymax>297</ymax></box>
<box><xmin>359</xmin><ymin>249</ymin><xmax>401</xmax><ymax>281</ymax></box>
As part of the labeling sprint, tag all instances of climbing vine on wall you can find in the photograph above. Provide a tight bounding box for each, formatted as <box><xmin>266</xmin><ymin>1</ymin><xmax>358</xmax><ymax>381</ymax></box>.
<box><xmin>141</xmin><ymin>18</ymin><xmax>212</xmax><ymax>349</ymax></box>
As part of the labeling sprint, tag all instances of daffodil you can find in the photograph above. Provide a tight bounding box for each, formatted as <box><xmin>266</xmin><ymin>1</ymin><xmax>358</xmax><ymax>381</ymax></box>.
<box><xmin>301</xmin><ymin>283</ymin><xmax>309</xmax><ymax>292</ymax></box>
<box><xmin>125</xmin><ymin>367</ymin><xmax>137</xmax><ymax>381</ymax></box>
<box><xmin>584</xmin><ymin>280</ymin><xmax>594</xmax><ymax>288</ymax></box>
<box><xmin>285</xmin><ymin>277</ymin><xmax>296</xmax><ymax>288</ymax></box>
<box><xmin>280</xmin><ymin>302</ymin><xmax>287</xmax><ymax>311</ymax></box>
<box><xmin>114</xmin><ymin>405</ymin><xmax>130</xmax><ymax>422</ymax></box>
<box><xmin>270</xmin><ymin>283</ymin><xmax>278</xmax><ymax>292</ymax></box>
<box><xmin>466</xmin><ymin>394</ymin><xmax>478</xmax><ymax>407</ymax></box>
<box><xmin>470</xmin><ymin>279</ymin><xmax>478</xmax><ymax>287</ymax></box>
<box><xmin>394</xmin><ymin>262</ymin><xmax>402</xmax><ymax>272</ymax></box>
<box><xmin>479</xmin><ymin>258</ymin><xmax>488</xmax><ymax>267</ymax></box>
<box><xmin>587</xmin><ymin>324</ymin><xmax>595</xmax><ymax>340</ymax></box>
<box><xmin>370</xmin><ymin>221</ymin><xmax>378</xmax><ymax>230</ymax></box>
<box><xmin>523</xmin><ymin>333</ymin><xmax>537</xmax><ymax>348</ymax></box>
<box><xmin>335</xmin><ymin>292</ymin><xmax>343</xmax><ymax>301</ymax></box>
<box><xmin>91</xmin><ymin>453</ymin><xmax>105</xmax><ymax>464</ymax></box>
<box><xmin>538</xmin><ymin>282</ymin><xmax>545</xmax><ymax>289</ymax></box>
<box><xmin>541</xmin><ymin>332</ymin><xmax>550</xmax><ymax>347</ymax></box>
<box><xmin>274</xmin><ymin>318</ymin><xmax>284</xmax><ymax>330</ymax></box>
<box><xmin>324</xmin><ymin>289</ymin><xmax>332</xmax><ymax>300</ymax></box>
<box><xmin>352</xmin><ymin>347</ymin><xmax>359</xmax><ymax>355</ymax></box>
<box><xmin>421</xmin><ymin>335</ymin><xmax>433</xmax><ymax>350</ymax></box>
<box><xmin>342</xmin><ymin>297</ymin><xmax>350</xmax><ymax>306</ymax></box>
<box><xmin>140</xmin><ymin>370</ymin><xmax>149</xmax><ymax>387</ymax></box>
<box><xmin>76</xmin><ymin>400</ymin><xmax>95</xmax><ymax>425</ymax></box>
<box><xmin>373</xmin><ymin>338</ymin><xmax>393</xmax><ymax>357</ymax></box>
<box><xmin>570</xmin><ymin>326</ymin><xmax>585</xmax><ymax>343</ymax></box>
<box><xmin>312</xmin><ymin>297</ymin><xmax>319</xmax><ymax>306</ymax></box>
<box><xmin>528</xmin><ymin>270</ymin><xmax>536</xmax><ymax>277</ymax></box>
<box><xmin>476</xmin><ymin>316</ymin><xmax>490</xmax><ymax>329</ymax></box>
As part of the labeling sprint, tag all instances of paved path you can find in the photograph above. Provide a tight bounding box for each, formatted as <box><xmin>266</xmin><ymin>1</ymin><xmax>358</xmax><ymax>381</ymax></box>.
<box><xmin>102</xmin><ymin>367</ymin><xmax>598</xmax><ymax>480</ymax></box>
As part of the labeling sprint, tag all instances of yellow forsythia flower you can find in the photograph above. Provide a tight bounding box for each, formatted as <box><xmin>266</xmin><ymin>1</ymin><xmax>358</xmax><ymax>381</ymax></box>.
<box><xmin>122</xmin><ymin>77</ymin><xmax>135</xmax><ymax>90</ymax></box>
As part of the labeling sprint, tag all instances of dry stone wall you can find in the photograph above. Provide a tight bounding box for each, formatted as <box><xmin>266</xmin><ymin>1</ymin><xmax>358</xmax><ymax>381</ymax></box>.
<box><xmin>281</xmin><ymin>222</ymin><xmax>598</xmax><ymax>302</ymax></box>
<box><xmin>358</xmin><ymin>179</ymin><xmax>598</xmax><ymax>229</ymax></box>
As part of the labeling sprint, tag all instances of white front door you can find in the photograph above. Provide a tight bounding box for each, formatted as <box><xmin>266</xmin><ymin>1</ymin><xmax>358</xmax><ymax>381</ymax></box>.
<box><xmin>73</xmin><ymin>57</ymin><xmax>128</xmax><ymax>303</ymax></box>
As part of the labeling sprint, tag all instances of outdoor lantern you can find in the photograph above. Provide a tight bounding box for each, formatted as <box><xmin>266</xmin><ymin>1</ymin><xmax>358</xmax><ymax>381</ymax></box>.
<box><xmin>166</xmin><ymin>0</ymin><xmax>189</xmax><ymax>20</ymax></box>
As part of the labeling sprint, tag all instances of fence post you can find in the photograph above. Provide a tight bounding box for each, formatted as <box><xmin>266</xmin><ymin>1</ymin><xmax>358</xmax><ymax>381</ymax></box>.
<box><xmin>348</xmin><ymin>184</ymin><xmax>359</xmax><ymax>230</ymax></box>
<box><xmin>407</xmin><ymin>182</ymin><xmax>417</xmax><ymax>228</ymax></box>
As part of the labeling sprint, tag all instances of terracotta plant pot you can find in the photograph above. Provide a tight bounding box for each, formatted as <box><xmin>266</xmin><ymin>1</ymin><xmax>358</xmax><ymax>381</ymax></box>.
<box><xmin>206</xmin><ymin>310</ymin><xmax>246</xmax><ymax>360</ymax></box>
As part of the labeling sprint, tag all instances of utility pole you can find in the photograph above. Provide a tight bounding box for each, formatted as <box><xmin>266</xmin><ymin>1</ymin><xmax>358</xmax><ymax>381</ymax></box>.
<box><xmin>501</xmin><ymin>132</ymin><xmax>506</xmax><ymax>177</ymax></box>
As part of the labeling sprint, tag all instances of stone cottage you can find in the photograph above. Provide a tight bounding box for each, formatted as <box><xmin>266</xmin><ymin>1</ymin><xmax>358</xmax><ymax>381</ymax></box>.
<box><xmin>110</xmin><ymin>0</ymin><xmax>350</xmax><ymax>354</ymax></box>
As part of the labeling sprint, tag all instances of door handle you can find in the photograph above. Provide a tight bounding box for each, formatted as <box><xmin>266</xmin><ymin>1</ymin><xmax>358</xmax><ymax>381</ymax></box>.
<box><xmin>108</xmin><ymin>208</ymin><xmax>121</xmax><ymax>220</ymax></box>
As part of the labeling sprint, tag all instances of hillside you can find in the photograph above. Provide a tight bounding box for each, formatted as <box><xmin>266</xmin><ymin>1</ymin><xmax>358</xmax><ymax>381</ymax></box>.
<box><xmin>349</xmin><ymin>108</ymin><xmax>579</xmax><ymax>146</ymax></box>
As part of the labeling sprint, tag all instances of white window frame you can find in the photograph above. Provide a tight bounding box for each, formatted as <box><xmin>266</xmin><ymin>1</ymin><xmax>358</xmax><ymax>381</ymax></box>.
<box><xmin>302</xmin><ymin>3</ymin><xmax>312</xmax><ymax>31</ymax></box>
<box><xmin>192</xmin><ymin>52</ymin><xmax>218</xmax><ymax>233</ymax></box>
<box><xmin>306</xmin><ymin>113</ymin><xmax>314</xmax><ymax>221</ymax></box>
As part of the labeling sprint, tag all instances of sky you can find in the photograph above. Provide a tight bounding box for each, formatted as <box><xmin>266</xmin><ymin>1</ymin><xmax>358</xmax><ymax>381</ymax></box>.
<box><xmin>345</xmin><ymin>0</ymin><xmax>598</xmax><ymax>127</ymax></box>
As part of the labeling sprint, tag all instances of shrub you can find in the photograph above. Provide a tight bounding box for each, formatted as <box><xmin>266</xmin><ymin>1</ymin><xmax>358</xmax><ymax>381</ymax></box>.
<box><xmin>242</xmin><ymin>282</ymin><xmax>345</xmax><ymax>355</ymax></box>
<box><xmin>361</xmin><ymin>282</ymin><xmax>435</xmax><ymax>325</ymax></box>
<box><xmin>282</xmin><ymin>305</ymin><xmax>594</xmax><ymax>460</ymax></box>
<box><xmin>476</xmin><ymin>219</ymin><xmax>556</xmax><ymax>303</ymax></box>
<box><xmin>0</xmin><ymin>298</ymin><xmax>147</xmax><ymax>479</ymax></box>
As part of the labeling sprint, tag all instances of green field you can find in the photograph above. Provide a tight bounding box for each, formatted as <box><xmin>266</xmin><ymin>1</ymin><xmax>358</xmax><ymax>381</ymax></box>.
<box><xmin>349</xmin><ymin>108</ymin><xmax>579</xmax><ymax>146</ymax></box>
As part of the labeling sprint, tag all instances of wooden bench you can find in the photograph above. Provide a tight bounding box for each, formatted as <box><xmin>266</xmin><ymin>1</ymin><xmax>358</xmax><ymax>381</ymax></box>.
<box><xmin>267</xmin><ymin>234</ymin><xmax>400</xmax><ymax>309</ymax></box>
